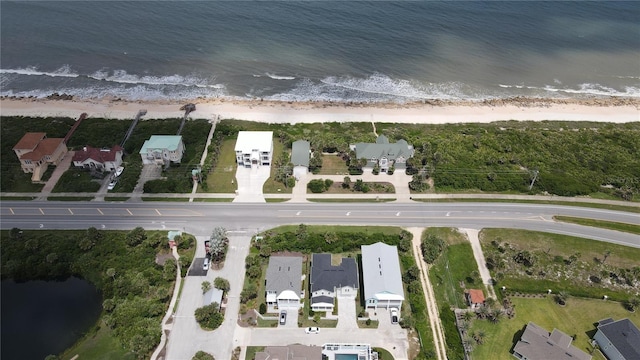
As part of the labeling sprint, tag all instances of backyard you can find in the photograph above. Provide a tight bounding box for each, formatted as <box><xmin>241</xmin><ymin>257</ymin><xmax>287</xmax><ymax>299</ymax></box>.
<box><xmin>468</xmin><ymin>296</ymin><xmax>640</xmax><ymax>360</ymax></box>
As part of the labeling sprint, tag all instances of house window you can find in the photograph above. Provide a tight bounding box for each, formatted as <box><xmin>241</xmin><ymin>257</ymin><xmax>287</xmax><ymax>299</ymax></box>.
<box><xmin>24</xmin><ymin>160</ymin><xmax>32</xmax><ymax>164</ymax></box>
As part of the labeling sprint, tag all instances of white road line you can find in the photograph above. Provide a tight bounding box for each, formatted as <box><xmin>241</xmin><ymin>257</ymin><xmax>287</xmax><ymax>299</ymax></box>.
<box><xmin>39</xmin><ymin>208</ymin><xmax>44</xmax><ymax>215</ymax></box>
<box><xmin>156</xmin><ymin>209</ymin><xmax>162</xmax><ymax>216</ymax></box>
<box><xmin>10</xmin><ymin>208</ymin><xmax>14</xmax><ymax>215</ymax></box>
<box><xmin>97</xmin><ymin>208</ymin><xmax>104</xmax><ymax>215</ymax></box>
<box><xmin>68</xmin><ymin>209</ymin><xmax>74</xmax><ymax>215</ymax></box>
<box><xmin>346</xmin><ymin>212</ymin><xmax>351</xmax><ymax>216</ymax></box>
<box><xmin>296</xmin><ymin>211</ymin><xmax>301</xmax><ymax>216</ymax></box>
<box><xmin>396</xmin><ymin>212</ymin><xmax>400</xmax><ymax>216</ymax></box>
<box><xmin>126</xmin><ymin>209</ymin><xmax>133</xmax><ymax>215</ymax></box>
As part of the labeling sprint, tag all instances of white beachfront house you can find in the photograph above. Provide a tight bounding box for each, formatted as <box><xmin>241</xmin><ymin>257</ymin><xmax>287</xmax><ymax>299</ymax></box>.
<box><xmin>361</xmin><ymin>242</ymin><xmax>405</xmax><ymax>310</ymax></box>
<box><xmin>234</xmin><ymin>131</ymin><xmax>273</xmax><ymax>168</ymax></box>
<box><xmin>265</xmin><ymin>256</ymin><xmax>303</xmax><ymax>310</ymax></box>
<box><xmin>139</xmin><ymin>135</ymin><xmax>185</xmax><ymax>165</ymax></box>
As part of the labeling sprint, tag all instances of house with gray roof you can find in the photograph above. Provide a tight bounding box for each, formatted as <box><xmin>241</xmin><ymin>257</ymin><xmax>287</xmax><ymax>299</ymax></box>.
<box><xmin>310</xmin><ymin>253</ymin><xmax>359</xmax><ymax>312</ymax></box>
<box><xmin>350</xmin><ymin>135</ymin><xmax>414</xmax><ymax>172</ymax></box>
<box><xmin>593</xmin><ymin>318</ymin><xmax>640</xmax><ymax>360</ymax></box>
<box><xmin>265</xmin><ymin>256</ymin><xmax>304</xmax><ymax>310</ymax></box>
<box><xmin>513</xmin><ymin>322</ymin><xmax>591</xmax><ymax>360</ymax></box>
<box><xmin>139</xmin><ymin>135</ymin><xmax>185</xmax><ymax>166</ymax></box>
<box><xmin>361</xmin><ymin>242</ymin><xmax>404</xmax><ymax>310</ymax></box>
<box><xmin>291</xmin><ymin>140</ymin><xmax>311</xmax><ymax>180</ymax></box>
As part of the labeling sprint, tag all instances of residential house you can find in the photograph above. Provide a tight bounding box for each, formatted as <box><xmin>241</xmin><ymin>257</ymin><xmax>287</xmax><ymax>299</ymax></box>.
<box><xmin>291</xmin><ymin>140</ymin><xmax>310</xmax><ymax>180</ymax></box>
<box><xmin>139</xmin><ymin>135</ymin><xmax>185</xmax><ymax>165</ymax></box>
<box><xmin>234</xmin><ymin>131</ymin><xmax>273</xmax><ymax>168</ymax></box>
<box><xmin>350</xmin><ymin>135</ymin><xmax>414</xmax><ymax>172</ymax></box>
<box><xmin>72</xmin><ymin>145</ymin><xmax>123</xmax><ymax>172</ymax></box>
<box><xmin>593</xmin><ymin>318</ymin><xmax>640</xmax><ymax>360</ymax></box>
<box><xmin>361</xmin><ymin>242</ymin><xmax>405</xmax><ymax>310</ymax></box>
<box><xmin>310</xmin><ymin>253</ymin><xmax>359</xmax><ymax>312</ymax></box>
<box><xmin>513</xmin><ymin>322</ymin><xmax>592</xmax><ymax>360</ymax></box>
<box><xmin>13</xmin><ymin>132</ymin><xmax>68</xmax><ymax>181</ymax></box>
<box><xmin>203</xmin><ymin>288</ymin><xmax>224</xmax><ymax>310</ymax></box>
<box><xmin>466</xmin><ymin>289</ymin><xmax>485</xmax><ymax>309</ymax></box>
<box><xmin>255</xmin><ymin>345</ymin><xmax>322</xmax><ymax>360</ymax></box>
<box><xmin>265</xmin><ymin>256</ymin><xmax>303</xmax><ymax>310</ymax></box>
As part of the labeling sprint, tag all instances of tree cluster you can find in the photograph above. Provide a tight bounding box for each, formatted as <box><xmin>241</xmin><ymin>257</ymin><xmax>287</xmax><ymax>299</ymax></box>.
<box><xmin>194</xmin><ymin>303</ymin><xmax>223</xmax><ymax>330</ymax></box>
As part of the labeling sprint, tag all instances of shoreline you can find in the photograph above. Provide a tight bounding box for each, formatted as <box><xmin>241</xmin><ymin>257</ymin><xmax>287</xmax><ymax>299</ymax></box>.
<box><xmin>1</xmin><ymin>96</ymin><xmax>639</xmax><ymax>124</ymax></box>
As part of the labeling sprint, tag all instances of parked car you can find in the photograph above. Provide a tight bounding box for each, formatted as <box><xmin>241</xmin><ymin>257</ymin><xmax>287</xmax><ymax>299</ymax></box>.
<box><xmin>203</xmin><ymin>258</ymin><xmax>210</xmax><ymax>271</ymax></box>
<box><xmin>279</xmin><ymin>310</ymin><xmax>287</xmax><ymax>325</ymax></box>
<box><xmin>305</xmin><ymin>327</ymin><xmax>320</xmax><ymax>334</ymax></box>
<box><xmin>107</xmin><ymin>179</ymin><xmax>118</xmax><ymax>190</ymax></box>
<box><xmin>390</xmin><ymin>308</ymin><xmax>399</xmax><ymax>324</ymax></box>
<box><xmin>114</xmin><ymin>166</ymin><xmax>124</xmax><ymax>177</ymax></box>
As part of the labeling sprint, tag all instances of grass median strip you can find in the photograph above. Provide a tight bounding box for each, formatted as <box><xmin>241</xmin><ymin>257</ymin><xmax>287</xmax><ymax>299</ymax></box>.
<box><xmin>553</xmin><ymin>215</ymin><xmax>640</xmax><ymax>235</ymax></box>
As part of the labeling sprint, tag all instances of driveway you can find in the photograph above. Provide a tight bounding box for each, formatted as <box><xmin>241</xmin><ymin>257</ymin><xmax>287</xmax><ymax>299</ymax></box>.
<box><xmin>233</xmin><ymin>166</ymin><xmax>270</xmax><ymax>203</ymax></box>
<box><xmin>132</xmin><ymin>164</ymin><xmax>162</xmax><ymax>196</ymax></box>
<box><xmin>336</xmin><ymin>295</ymin><xmax>358</xmax><ymax>330</ymax></box>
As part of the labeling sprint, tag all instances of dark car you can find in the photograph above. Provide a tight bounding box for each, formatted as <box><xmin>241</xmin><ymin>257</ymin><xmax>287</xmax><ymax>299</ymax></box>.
<box><xmin>279</xmin><ymin>310</ymin><xmax>287</xmax><ymax>325</ymax></box>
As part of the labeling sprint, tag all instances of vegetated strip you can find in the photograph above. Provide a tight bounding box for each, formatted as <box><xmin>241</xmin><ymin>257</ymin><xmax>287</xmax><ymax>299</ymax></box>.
<box><xmin>553</xmin><ymin>215</ymin><xmax>640</xmax><ymax>235</ymax></box>
<box><xmin>104</xmin><ymin>197</ymin><xmax>130</xmax><ymax>202</ymax></box>
<box><xmin>141</xmin><ymin>197</ymin><xmax>190</xmax><ymax>202</ymax></box>
<box><xmin>47</xmin><ymin>196</ymin><xmax>94</xmax><ymax>201</ymax></box>
<box><xmin>412</xmin><ymin>198</ymin><xmax>640</xmax><ymax>213</ymax></box>
<box><xmin>0</xmin><ymin>196</ymin><xmax>35</xmax><ymax>200</ymax></box>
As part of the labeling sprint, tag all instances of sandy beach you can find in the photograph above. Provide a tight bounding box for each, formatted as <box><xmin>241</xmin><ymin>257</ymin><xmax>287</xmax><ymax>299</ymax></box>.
<box><xmin>1</xmin><ymin>97</ymin><xmax>639</xmax><ymax>124</ymax></box>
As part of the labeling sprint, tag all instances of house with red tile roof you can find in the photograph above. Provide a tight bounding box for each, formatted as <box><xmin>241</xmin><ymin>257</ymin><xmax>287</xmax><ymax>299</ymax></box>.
<box><xmin>466</xmin><ymin>289</ymin><xmax>485</xmax><ymax>309</ymax></box>
<box><xmin>73</xmin><ymin>145</ymin><xmax>124</xmax><ymax>172</ymax></box>
<box><xmin>13</xmin><ymin>132</ymin><xmax>68</xmax><ymax>181</ymax></box>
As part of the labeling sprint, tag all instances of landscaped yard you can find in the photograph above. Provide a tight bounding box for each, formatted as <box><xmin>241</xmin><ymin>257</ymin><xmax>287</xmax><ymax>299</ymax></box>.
<box><xmin>479</xmin><ymin>229</ymin><xmax>640</xmax><ymax>301</ymax></box>
<box><xmin>468</xmin><ymin>296</ymin><xmax>640</xmax><ymax>360</ymax></box>
<box><xmin>263</xmin><ymin>140</ymin><xmax>292</xmax><ymax>194</ymax></box>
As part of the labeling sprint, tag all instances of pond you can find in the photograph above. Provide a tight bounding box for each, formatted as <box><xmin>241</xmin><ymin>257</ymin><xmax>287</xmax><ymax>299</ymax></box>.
<box><xmin>1</xmin><ymin>277</ymin><xmax>102</xmax><ymax>360</ymax></box>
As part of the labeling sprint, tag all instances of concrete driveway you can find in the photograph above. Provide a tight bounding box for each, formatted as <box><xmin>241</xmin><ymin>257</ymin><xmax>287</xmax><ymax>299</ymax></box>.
<box><xmin>336</xmin><ymin>295</ymin><xmax>358</xmax><ymax>330</ymax></box>
<box><xmin>233</xmin><ymin>166</ymin><xmax>271</xmax><ymax>203</ymax></box>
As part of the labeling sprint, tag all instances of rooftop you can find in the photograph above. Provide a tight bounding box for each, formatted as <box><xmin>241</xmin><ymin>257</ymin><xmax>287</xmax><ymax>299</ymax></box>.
<box><xmin>352</xmin><ymin>135</ymin><xmax>413</xmax><ymax>161</ymax></box>
<box><xmin>139</xmin><ymin>135</ymin><xmax>183</xmax><ymax>153</ymax></box>
<box><xmin>19</xmin><ymin>138</ymin><xmax>65</xmax><ymax>161</ymax></box>
<box><xmin>310</xmin><ymin>253</ymin><xmax>358</xmax><ymax>293</ymax></box>
<box><xmin>467</xmin><ymin>289</ymin><xmax>485</xmax><ymax>304</ymax></box>
<box><xmin>597</xmin><ymin>318</ymin><xmax>640</xmax><ymax>359</ymax></box>
<box><xmin>265</xmin><ymin>256</ymin><xmax>303</xmax><ymax>295</ymax></box>
<box><xmin>291</xmin><ymin>140</ymin><xmax>311</xmax><ymax>167</ymax></box>
<box><xmin>361</xmin><ymin>242</ymin><xmax>404</xmax><ymax>301</ymax></box>
<box><xmin>13</xmin><ymin>132</ymin><xmax>46</xmax><ymax>150</ymax></box>
<box><xmin>235</xmin><ymin>131</ymin><xmax>273</xmax><ymax>152</ymax></box>
<box><xmin>513</xmin><ymin>322</ymin><xmax>591</xmax><ymax>360</ymax></box>
<box><xmin>73</xmin><ymin>145</ymin><xmax>123</xmax><ymax>163</ymax></box>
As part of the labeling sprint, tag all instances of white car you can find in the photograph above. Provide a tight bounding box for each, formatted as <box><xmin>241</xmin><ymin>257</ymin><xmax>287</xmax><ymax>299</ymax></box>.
<box><xmin>390</xmin><ymin>308</ymin><xmax>399</xmax><ymax>324</ymax></box>
<box><xmin>107</xmin><ymin>179</ymin><xmax>118</xmax><ymax>190</ymax></box>
<box><xmin>115</xmin><ymin>166</ymin><xmax>124</xmax><ymax>177</ymax></box>
<box><xmin>203</xmin><ymin>258</ymin><xmax>210</xmax><ymax>271</ymax></box>
<box><xmin>305</xmin><ymin>327</ymin><xmax>320</xmax><ymax>334</ymax></box>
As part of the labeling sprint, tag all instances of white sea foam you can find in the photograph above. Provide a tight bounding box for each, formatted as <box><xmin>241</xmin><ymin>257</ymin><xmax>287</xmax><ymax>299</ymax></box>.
<box><xmin>87</xmin><ymin>69</ymin><xmax>224</xmax><ymax>89</ymax></box>
<box><xmin>0</xmin><ymin>65</ymin><xmax>79</xmax><ymax>78</ymax></box>
<box><xmin>265</xmin><ymin>73</ymin><xmax>296</xmax><ymax>80</ymax></box>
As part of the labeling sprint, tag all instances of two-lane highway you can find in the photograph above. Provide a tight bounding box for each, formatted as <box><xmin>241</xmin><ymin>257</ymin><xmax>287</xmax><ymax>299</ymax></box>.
<box><xmin>1</xmin><ymin>201</ymin><xmax>638</xmax><ymax>247</ymax></box>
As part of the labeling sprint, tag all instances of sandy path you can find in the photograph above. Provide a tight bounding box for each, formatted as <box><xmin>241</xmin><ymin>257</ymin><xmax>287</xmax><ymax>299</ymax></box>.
<box><xmin>461</xmin><ymin>228</ymin><xmax>496</xmax><ymax>300</ymax></box>
<box><xmin>407</xmin><ymin>227</ymin><xmax>448</xmax><ymax>360</ymax></box>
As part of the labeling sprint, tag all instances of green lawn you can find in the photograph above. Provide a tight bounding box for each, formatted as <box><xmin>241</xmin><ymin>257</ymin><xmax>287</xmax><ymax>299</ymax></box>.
<box><xmin>60</xmin><ymin>319</ymin><xmax>135</xmax><ymax>360</ymax></box>
<box><xmin>51</xmin><ymin>168</ymin><xmax>101</xmax><ymax>193</ymax></box>
<box><xmin>265</xmin><ymin>225</ymin><xmax>405</xmax><ymax>236</ymax></box>
<box><xmin>554</xmin><ymin>215</ymin><xmax>640</xmax><ymax>235</ymax></box>
<box><xmin>245</xmin><ymin>346</ymin><xmax>265</xmax><ymax>360</ymax></box>
<box><xmin>204</xmin><ymin>139</ymin><xmax>238</xmax><ymax>193</ymax></box>
<box><xmin>317</xmin><ymin>153</ymin><xmax>349</xmax><ymax>175</ymax></box>
<box><xmin>469</xmin><ymin>296</ymin><xmax>640</xmax><ymax>360</ymax></box>
<box><xmin>412</xmin><ymin>198</ymin><xmax>640</xmax><ymax>214</ymax></box>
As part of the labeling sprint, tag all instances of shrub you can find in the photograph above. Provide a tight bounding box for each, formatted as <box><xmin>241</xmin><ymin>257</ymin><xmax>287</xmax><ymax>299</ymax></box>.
<box><xmin>421</xmin><ymin>234</ymin><xmax>446</xmax><ymax>263</ymax></box>
<box><xmin>259</xmin><ymin>303</ymin><xmax>267</xmax><ymax>315</ymax></box>
<box><xmin>194</xmin><ymin>303</ymin><xmax>223</xmax><ymax>330</ymax></box>
<box><xmin>192</xmin><ymin>351</ymin><xmax>215</xmax><ymax>360</ymax></box>
<box><xmin>308</xmin><ymin>179</ymin><xmax>328</xmax><ymax>193</ymax></box>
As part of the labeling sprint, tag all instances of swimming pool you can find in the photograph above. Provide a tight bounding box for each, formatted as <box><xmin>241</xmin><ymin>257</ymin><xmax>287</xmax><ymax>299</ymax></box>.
<box><xmin>335</xmin><ymin>354</ymin><xmax>358</xmax><ymax>360</ymax></box>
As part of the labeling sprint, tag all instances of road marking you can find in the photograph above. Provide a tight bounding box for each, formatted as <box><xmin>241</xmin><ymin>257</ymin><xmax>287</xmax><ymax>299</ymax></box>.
<box><xmin>156</xmin><ymin>209</ymin><xmax>162</xmax><ymax>216</ymax></box>
<box><xmin>446</xmin><ymin>212</ymin><xmax>451</xmax><ymax>217</ymax></box>
<box><xmin>346</xmin><ymin>212</ymin><xmax>351</xmax><ymax>216</ymax></box>
<box><xmin>161</xmin><ymin>224</ymin><xmax>166</xmax><ymax>229</ymax></box>
<box><xmin>127</xmin><ymin>209</ymin><xmax>133</xmax><ymax>215</ymax></box>
<box><xmin>97</xmin><ymin>208</ymin><xmax>104</xmax><ymax>215</ymax></box>
<box><xmin>102</xmin><ymin>224</ymin><xmax>106</xmax><ymax>229</ymax></box>
<box><xmin>68</xmin><ymin>209</ymin><xmax>74</xmax><ymax>215</ymax></box>
<box><xmin>39</xmin><ymin>208</ymin><xmax>44</xmax><ymax>215</ymax></box>
<box><xmin>39</xmin><ymin>224</ymin><xmax>44</xmax><ymax>228</ymax></box>
<box><xmin>296</xmin><ymin>211</ymin><xmax>301</xmax><ymax>216</ymax></box>
<box><xmin>9</xmin><ymin>208</ymin><xmax>14</xmax><ymax>215</ymax></box>
<box><xmin>396</xmin><ymin>212</ymin><xmax>400</xmax><ymax>216</ymax></box>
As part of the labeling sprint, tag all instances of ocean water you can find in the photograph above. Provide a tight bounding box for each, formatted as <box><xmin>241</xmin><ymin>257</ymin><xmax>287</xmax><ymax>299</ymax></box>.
<box><xmin>1</xmin><ymin>1</ymin><xmax>639</xmax><ymax>103</ymax></box>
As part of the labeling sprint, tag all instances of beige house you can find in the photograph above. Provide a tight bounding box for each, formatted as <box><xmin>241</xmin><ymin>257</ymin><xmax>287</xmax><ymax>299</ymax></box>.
<box><xmin>13</xmin><ymin>132</ymin><xmax>68</xmax><ymax>181</ymax></box>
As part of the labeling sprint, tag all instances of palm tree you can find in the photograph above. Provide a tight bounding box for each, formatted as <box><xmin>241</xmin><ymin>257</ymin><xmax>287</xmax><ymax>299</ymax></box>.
<box><xmin>626</xmin><ymin>297</ymin><xmax>640</xmax><ymax>312</ymax></box>
<box><xmin>555</xmin><ymin>291</ymin><xmax>568</xmax><ymax>306</ymax></box>
<box><xmin>201</xmin><ymin>281</ymin><xmax>212</xmax><ymax>294</ymax></box>
<box><xmin>474</xmin><ymin>330</ymin><xmax>486</xmax><ymax>345</ymax></box>
<box><xmin>463</xmin><ymin>311</ymin><xmax>474</xmax><ymax>321</ymax></box>
<box><xmin>488</xmin><ymin>308</ymin><xmax>503</xmax><ymax>323</ymax></box>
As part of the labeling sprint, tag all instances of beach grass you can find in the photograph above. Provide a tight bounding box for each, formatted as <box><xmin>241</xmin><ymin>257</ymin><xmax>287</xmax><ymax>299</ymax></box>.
<box><xmin>60</xmin><ymin>322</ymin><xmax>135</xmax><ymax>360</ymax></box>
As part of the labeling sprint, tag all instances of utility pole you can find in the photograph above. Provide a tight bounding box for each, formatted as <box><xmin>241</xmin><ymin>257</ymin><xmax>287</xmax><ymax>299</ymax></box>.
<box><xmin>529</xmin><ymin>170</ymin><xmax>539</xmax><ymax>191</ymax></box>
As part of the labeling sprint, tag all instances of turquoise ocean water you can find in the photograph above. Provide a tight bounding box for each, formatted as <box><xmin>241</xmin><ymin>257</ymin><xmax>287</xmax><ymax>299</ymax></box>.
<box><xmin>1</xmin><ymin>1</ymin><xmax>639</xmax><ymax>102</ymax></box>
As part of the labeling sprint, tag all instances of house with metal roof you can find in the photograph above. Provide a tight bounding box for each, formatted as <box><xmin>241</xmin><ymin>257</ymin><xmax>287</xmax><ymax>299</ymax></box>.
<box><xmin>234</xmin><ymin>131</ymin><xmax>273</xmax><ymax>168</ymax></box>
<box><xmin>513</xmin><ymin>322</ymin><xmax>591</xmax><ymax>360</ymax></box>
<box><xmin>593</xmin><ymin>318</ymin><xmax>640</xmax><ymax>360</ymax></box>
<box><xmin>265</xmin><ymin>256</ymin><xmax>303</xmax><ymax>310</ymax></box>
<box><xmin>139</xmin><ymin>135</ymin><xmax>185</xmax><ymax>166</ymax></box>
<box><xmin>203</xmin><ymin>287</ymin><xmax>224</xmax><ymax>310</ymax></box>
<box><xmin>310</xmin><ymin>253</ymin><xmax>359</xmax><ymax>312</ymax></box>
<box><xmin>350</xmin><ymin>135</ymin><xmax>414</xmax><ymax>172</ymax></box>
<box><xmin>361</xmin><ymin>242</ymin><xmax>404</xmax><ymax>310</ymax></box>
<box><xmin>13</xmin><ymin>132</ymin><xmax>68</xmax><ymax>181</ymax></box>
<box><xmin>291</xmin><ymin>140</ymin><xmax>310</xmax><ymax>180</ymax></box>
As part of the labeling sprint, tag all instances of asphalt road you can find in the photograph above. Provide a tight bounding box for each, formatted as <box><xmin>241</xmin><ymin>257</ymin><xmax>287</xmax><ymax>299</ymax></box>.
<box><xmin>1</xmin><ymin>201</ymin><xmax>638</xmax><ymax>247</ymax></box>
